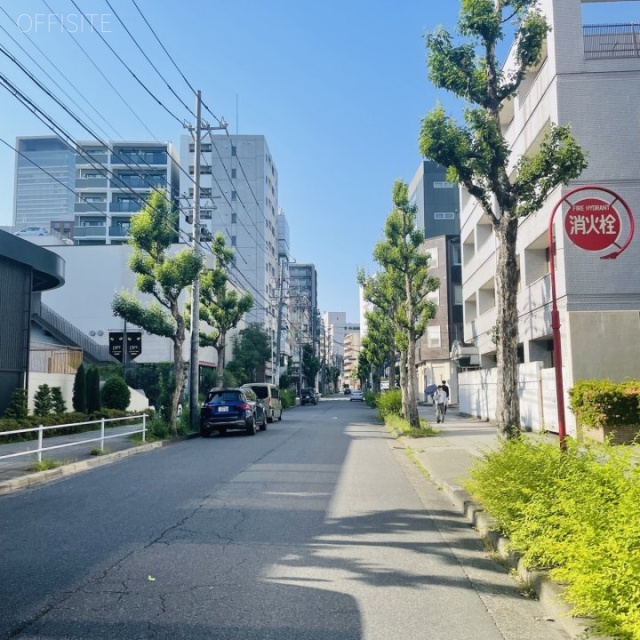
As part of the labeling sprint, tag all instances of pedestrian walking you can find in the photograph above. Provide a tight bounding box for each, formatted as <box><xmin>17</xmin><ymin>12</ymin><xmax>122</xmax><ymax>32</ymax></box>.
<box><xmin>434</xmin><ymin>385</ymin><xmax>448</xmax><ymax>423</ymax></box>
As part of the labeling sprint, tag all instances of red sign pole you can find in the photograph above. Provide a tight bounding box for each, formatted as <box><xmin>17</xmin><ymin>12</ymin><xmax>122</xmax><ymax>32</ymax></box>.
<box><xmin>548</xmin><ymin>186</ymin><xmax>634</xmax><ymax>451</ymax></box>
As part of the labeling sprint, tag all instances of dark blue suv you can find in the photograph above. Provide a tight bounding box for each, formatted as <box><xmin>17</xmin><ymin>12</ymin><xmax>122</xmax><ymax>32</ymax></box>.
<box><xmin>200</xmin><ymin>388</ymin><xmax>257</xmax><ymax>437</ymax></box>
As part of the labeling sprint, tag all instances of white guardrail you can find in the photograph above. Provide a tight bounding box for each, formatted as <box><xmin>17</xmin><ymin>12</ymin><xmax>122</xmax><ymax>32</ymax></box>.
<box><xmin>0</xmin><ymin>414</ymin><xmax>147</xmax><ymax>463</ymax></box>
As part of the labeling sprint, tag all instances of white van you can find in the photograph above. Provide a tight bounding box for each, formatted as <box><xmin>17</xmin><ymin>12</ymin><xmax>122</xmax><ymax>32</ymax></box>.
<box><xmin>246</xmin><ymin>383</ymin><xmax>283</xmax><ymax>423</ymax></box>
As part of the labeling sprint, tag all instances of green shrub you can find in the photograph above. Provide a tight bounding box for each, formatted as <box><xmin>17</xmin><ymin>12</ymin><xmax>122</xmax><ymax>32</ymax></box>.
<box><xmin>33</xmin><ymin>384</ymin><xmax>53</xmax><ymax>417</ymax></box>
<box><xmin>280</xmin><ymin>389</ymin><xmax>296</xmax><ymax>409</ymax></box>
<box><xmin>3</xmin><ymin>388</ymin><xmax>28</xmax><ymax>419</ymax></box>
<box><xmin>86</xmin><ymin>367</ymin><xmax>101</xmax><ymax>414</ymax></box>
<box><xmin>466</xmin><ymin>438</ymin><xmax>640</xmax><ymax>640</ymax></box>
<box><xmin>72</xmin><ymin>363</ymin><xmax>87</xmax><ymax>413</ymax></box>
<box><xmin>569</xmin><ymin>379</ymin><xmax>640</xmax><ymax>428</ymax></box>
<box><xmin>376</xmin><ymin>388</ymin><xmax>402</xmax><ymax>419</ymax></box>
<box><xmin>101</xmin><ymin>376</ymin><xmax>131</xmax><ymax>411</ymax></box>
<box><xmin>50</xmin><ymin>387</ymin><xmax>67</xmax><ymax>414</ymax></box>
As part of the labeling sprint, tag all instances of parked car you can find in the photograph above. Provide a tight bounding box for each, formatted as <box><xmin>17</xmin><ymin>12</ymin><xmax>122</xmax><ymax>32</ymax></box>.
<box><xmin>300</xmin><ymin>387</ymin><xmax>318</xmax><ymax>405</ymax></box>
<box><xmin>200</xmin><ymin>387</ymin><xmax>258</xmax><ymax>437</ymax></box>
<box><xmin>343</xmin><ymin>386</ymin><xmax>351</xmax><ymax>395</ymax></box>
<box><xmin>350</xmin><ymin>389</ymin><xmax>364</xmax><ymax>402</ymax></box>
<box><xmin>14</xmin><ymin>226</ymin><xmax>48</xmax><ymax>236</ymax></box>
<box><xmin>240</xmin><ymin>385</ymin><xmax>267</xmax><ymax>430</ymax></box>
<box><xmin>245</xmin><ymin>383</ymin><xmax>283</xmax><ymax>423</ymax></box>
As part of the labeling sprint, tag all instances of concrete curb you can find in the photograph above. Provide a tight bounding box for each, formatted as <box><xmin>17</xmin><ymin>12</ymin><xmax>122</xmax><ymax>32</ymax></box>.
<box><xmin>406</xmin><ymin>439</ymin><xmax>610</xmax><ymax>640</ymax></box>
<box><xmin>0</xmin><ymin>434</ymin><xmax>197</xmax><ymax>496</ymax></box>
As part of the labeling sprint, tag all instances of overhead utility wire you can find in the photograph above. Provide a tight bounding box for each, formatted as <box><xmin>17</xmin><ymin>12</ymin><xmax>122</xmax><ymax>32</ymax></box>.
<box><xmin>0</xmin><ymin>11</ymin><xmax>122</xmax><ymax>140</ymax></box>
<box><xmin>103</xmin><ymin>0</ymin><xmax>197</xmax><ymax>120</ymax></box>
<box><xmin>129</xmin><ymin>0</ymin><xmax>223</xmax><ymax>127</ymax></box>
<box><xmin>68</xmin><ymin>0</ymin><xmax>187</xmax><ymax>127</ymax></box>
<box><xmin>39</xmin><ymin>0</ymin><xmax>156</xmax><ymax>138</ymax></box>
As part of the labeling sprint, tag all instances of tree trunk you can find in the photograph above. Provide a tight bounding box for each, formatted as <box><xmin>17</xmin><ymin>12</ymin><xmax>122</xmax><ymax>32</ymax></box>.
<box><xmin>171</xmin><ymin>311</ymin><xmax>186</xmax><ymax>436</ymax></box>
<box><xmin>406</xmin><ymin>330</ymin><xmax>420</xmax><ymax>428</ymax></box>
<box><xmin>399</xmin><ymin>350</ymin><xmax>409</xmax><ymax>420</ymax></box>
<box><xmin>388</xmin><ymin>342</ymin><xmax>396</xmax><ymax>389</ymax></box>
<box><xmin>495</xmin><ymin>215</ymin><xmax>521</xmax><ymax>438</ymax></box>
<box><xmin>216</xmin><ymin>332</ymin><xmax>227</xmax><ymax>385</ymax></box>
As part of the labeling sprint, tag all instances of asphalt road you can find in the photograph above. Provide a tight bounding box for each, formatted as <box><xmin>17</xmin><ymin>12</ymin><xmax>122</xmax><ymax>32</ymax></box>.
<box><xmin>0</xmin><ymin>398</ymin><xmax>569</xmax><ymax>640</ymax></box>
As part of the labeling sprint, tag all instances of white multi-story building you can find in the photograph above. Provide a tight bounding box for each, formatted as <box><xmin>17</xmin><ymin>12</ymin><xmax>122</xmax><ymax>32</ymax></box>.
<box><xmin>459</xmin><ymin>0</ymin><xmax>640</xmax><ymax>433</ymax></box>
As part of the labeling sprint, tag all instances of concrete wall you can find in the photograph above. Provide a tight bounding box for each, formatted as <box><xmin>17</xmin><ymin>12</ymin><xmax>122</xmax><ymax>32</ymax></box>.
<box><xmin>458</xmin><ymin>361</ymin><xmax>576</xmax><ymax>436</ymax></box>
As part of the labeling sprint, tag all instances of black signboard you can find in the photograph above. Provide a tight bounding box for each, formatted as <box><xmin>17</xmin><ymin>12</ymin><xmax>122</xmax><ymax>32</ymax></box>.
<box><xmin>109</xmin><ymin>332</ymin><xmax>124</xmax><ymax>362</ymax></box>
<box><xmin>109</xmin><ymin>332</ymin><xmax>142</xmax><ymax>362</ymax></box>
<box><xmin>127</xmin><ymin>332</ymin><xmax>142</xmax><ymax>360</ymax></box>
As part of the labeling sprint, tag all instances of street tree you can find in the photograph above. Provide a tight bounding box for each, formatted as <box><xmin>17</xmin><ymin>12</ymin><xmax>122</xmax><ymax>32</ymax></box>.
<box><xmin>226</xmin><ymin>323</ymin><xmax>271</xmax><ymax>384</ymax></box>
<box><xmin>112</xmin><ymin>190</ymin><xmax>202</xmax><ymax>430</ymax></box>
<box><xmin>370</xmin><ymin>180</ymin><xmax>439</xmax><ymax>427</ymax></box>
<box><xmin>302</xmin><ymin>343</ymin><xmax>320</xmax><ymax>388</ymax></box>
<box><xmin>356</xmin><ymin>269</ymin><xmax>400</xmax><ymax>391</ymax></box>
<box><xmin>419</xmin><ymin>0</ymin><xmax>586</xmax><ymax>437</ymax></box>
<box><xmin>198</xmin><ymin>233</ymin><xmax>254</xmax><ymax>384</ymax></box>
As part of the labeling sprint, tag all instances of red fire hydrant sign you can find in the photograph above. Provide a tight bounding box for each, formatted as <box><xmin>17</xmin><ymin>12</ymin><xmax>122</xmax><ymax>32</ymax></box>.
<box><xmin>565</xmin><ymin>198</ymin><xmax>621</xmax><ymax>251</ymax></box>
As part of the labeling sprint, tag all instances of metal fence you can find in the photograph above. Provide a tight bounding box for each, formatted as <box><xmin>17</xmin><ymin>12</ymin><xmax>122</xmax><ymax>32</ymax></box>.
<box><xmin>0</xmin><ymin>414</ymin><xmax>147</xmax><ymax>463</ymax></box>
<box><xmin>583</xmin><ymin>23</ymin><xmax>640</xmax><ymax>59</ymax></box>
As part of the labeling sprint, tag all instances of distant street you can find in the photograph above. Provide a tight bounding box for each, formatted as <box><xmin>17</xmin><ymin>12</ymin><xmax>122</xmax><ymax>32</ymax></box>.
<box><xmin>0</xmin><ymin>398</ymin><xmax>568</xmax><ymax>640</ymax></box>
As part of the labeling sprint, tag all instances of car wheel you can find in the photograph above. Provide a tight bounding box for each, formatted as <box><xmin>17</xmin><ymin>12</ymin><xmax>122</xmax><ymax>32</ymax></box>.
<box><xmin>259</xmin><ymin>412</ymin><xmax>267</xmax><ymax>431</ymax></box>
<box><xmin>267</xmin><ymin>410</ymin><xmax>274</xmax><ymax>424</ymax></box>
<box><xmin>200</xmin><ymin>426</ymin><xmax>212</xmax><ymax>438</ymax></box>
<box><xmin>278</xmin><ymin>410</ymin><xmax>282</xmax><ymax>421</ymax></box>
<box><xmin>246</xmin><ymin>417</ymin><xmax>257</xmax><ymax>436</ymax></box>
<box><xmin>218</xmin><ymin>428</ymin><xmax>226</xmax><ymax>437</ymax></box>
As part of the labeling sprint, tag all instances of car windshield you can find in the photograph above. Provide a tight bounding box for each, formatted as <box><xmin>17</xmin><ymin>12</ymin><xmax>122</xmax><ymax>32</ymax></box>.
<box><xmin>206</xmin><ymin>390</ymin><xmax>242</xmax><ymax>405</ymax></box>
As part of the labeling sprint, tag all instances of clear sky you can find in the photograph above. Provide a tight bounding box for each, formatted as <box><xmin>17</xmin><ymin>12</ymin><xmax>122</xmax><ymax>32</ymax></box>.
<box><xmin>0</xmin><ymin>1</ymin><xmax>637</xmax><ymax>321</ymax></box>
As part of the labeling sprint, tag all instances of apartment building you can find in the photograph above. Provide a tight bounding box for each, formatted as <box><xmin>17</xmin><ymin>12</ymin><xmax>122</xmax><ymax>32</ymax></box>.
<box><xmin>459</xmin><ymin>0</ymin><xmax>640</xmax><ymax>433</ymax></box>
<box><xmin>343</xmin><ymin>330</ymin><xmax>361</xmax><ymax>387</ymax></box>
<box><xmin>408</xmin><ymin>160</ymin><xmax>463</xmax><ymax>402</ymax></box>
<box><xmin>13</xmin><ymin>137</ymin><xmax>180</xmax><ymax>244</ymax></box>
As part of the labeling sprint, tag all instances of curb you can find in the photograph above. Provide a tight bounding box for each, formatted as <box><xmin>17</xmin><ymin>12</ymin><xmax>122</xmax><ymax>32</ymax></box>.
<box><xmin>0</xmin><ymin>434</ymin><xmax>197</xmax><ymax>496</ymax></box>
<box><xmin>407</xmin><ymin>440</ymin><xmax>610</xmax><ymax>640</ymax></box>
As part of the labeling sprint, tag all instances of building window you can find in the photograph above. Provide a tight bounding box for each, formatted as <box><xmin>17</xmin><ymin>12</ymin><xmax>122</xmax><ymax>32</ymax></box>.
<box><xmin>451</xmin><ymin>243</ymin><xmax>461</xmax><ymax>265</ymax></box>
<box><xmin>200</xmin><ymin>165</ymin><xmax>211</xmax><ymax>175</ymax></box>
<box><xmin>454</xmin><ymin>284</ymin><xmax>463</xmax><ymax>305</ymax></box>
<box><xmin>189</xmin><ymin>143</ymin><xmax>212</xmax><ymax>152</ymax></box>
<box><xmin>433</xmin><ymin>181</ymin><xmax>454</xmax><ymax>189</ymax></box>
<box><xmin>231</xmin><ymin>168</ymin><xmax>237</xmax><ymax>179</ymax></box>
<box><xmin>201</xmin><ymin>209</ymin><xmax>212</xmax><ymax>220</ymax></box>
<box><xmin>231</xmin><ymin>145</ymin><xmax>237</xmax><ymax>156</ymax></box>
<box><xmin>231</xmin><ymin>235</ymin><xmax>236</xmax><ymax>247</ymax></box>
<box><xmin>231</xmin><ymin>212</ymin><xmax>237</xmax><ymax>223</ymax></box>
<box><xmin>231</xmin><ymin>190</ymin><xmax>237</xmax><ymax>201</ymax></box>
<box><xmin>427</xmin><ymin>288</ymin><xmax>440</xmax><ymax>305</ymax></box>
<box><xmin>190</xmin><ymin>187</ymin><xmax>212</xmax><ymax>197</ymax></box>
<box><xmin>434</xmin><ymin>212</ymin><xmax>456</xmax><ymax>220</ymax></box>
<box><xmin>427</xmin><ymin>325</ymin><xmax>441</xmax><ymax>348</ymax></box>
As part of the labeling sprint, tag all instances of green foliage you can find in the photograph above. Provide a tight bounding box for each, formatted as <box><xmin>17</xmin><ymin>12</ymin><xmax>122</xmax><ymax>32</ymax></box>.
<box><xmin>569</xmin><ymin>379</ymin><xmax>640</xmax><ymax>429</ymax></box>
<box><xmin>198</xmin><ymin>232</ymin><xmax>254</xmax><ymax>382</ymax></box>
<box><xmin>363</xmin><ymin>391</ymin><xmax>377</xmax><ymax>408</ymax></box>
<box><xmin>466</xmin><ymin>438</ymin><xmax>640</xmax><ymax>639</ymax></box>
<box><xmin>33</xmin><ymin>384</ymin><xmax>53</xmax><ymax>417</ymax></box>
<box><xmin>72</xmin><ymin>363</ymin><xmax>87</xmax><ymax>413</ymax></box>
<box><xmin>280</xmin><ymin>388</ymin><xmax>296</xmax><ymax>409</ymax></box>
<box><xmin>225</xmin><ymin>323</ymin><xmax>271</xmax><ymax>384</ymax></box>
<box><xmin>302</xmin><ymin>343</ymin><xmax>320</xmax><ymax>387</ymax></box>
<box><xmin>376</xmin><ymin>388</ymin><xmax>402</xmax><ymax>419</ymax></box>
<box><xmin>50</xmin><ymin>386</ymin><xmax>67</xmax><ymax>414</ymax></box>
<box><xmin>85</xmin><ymin>367</ymin><xmax>101</xmax><ymax>414</ymax></box>
<box><xmin>27</xmin><ymin>458</ymin><xmax>62</xmax><ymax>472</ymax></box>
<box><xmin>101</xmin><ymin>376</ymin><xmax>131</xmax><ymax>411</ymax></box>
<box><xmin>3</xmin><ymin>388</ymin><xmax>28</xmax><ymax>419</ymax></box>
<box><xmin>384</xmin><ymin>413</ymin><xmax>439</xmax><ymax>438</ymax></box>
<box><xmin>112</xmin><ymin>189</ymin><xmax>202</xmax><ymax>428</ymax></box>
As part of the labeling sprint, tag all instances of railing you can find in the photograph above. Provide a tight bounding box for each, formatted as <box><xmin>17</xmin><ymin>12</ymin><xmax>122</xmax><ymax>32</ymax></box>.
<box><xmin>583</xmin><ymin>23</ymin><xmax>640</xmax><ymax>59</ymax></box>
<box><xmin>35</xmin><ymin>304</ymin><xmax>116</xmax><ymax>364</ymax></box>
<box><xmin>0</xmin><ymin>415</ymin><xmax>147</xmax><ymax>463</ymax></box>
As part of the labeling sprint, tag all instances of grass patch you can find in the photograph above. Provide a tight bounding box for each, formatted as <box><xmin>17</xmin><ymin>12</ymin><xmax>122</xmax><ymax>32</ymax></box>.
<box><xmin>385</xmin><ymin>413</ymin><xmax>440</xmax><ymax>438</ymax></box>
<box><xmin>90</xmin><ymin>447</ymin><xmax>110</xmax><ymax>456</ymax></box>
<box><xmin>27</xmin><ymin>458</ymin><xmax>63</xmax><ymax>472</ymax></box>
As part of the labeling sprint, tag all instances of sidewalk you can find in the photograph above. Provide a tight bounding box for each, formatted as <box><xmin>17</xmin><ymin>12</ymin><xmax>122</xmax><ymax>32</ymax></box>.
<box><xmin>407</xmin><ymin>407</ymin><xmax>602</xmax><ymax>640</ymax></box>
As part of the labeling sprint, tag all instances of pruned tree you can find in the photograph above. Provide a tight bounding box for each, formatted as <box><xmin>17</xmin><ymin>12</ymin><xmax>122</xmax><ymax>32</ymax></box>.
<box><xmin>112</xmin><ymin>190</ymin><xmax>203</xmax><ymax>431</ymax></box>
<box><xmin>72</xmin><ymin>363</ymin><xmax>87</xmax><ymax>413</ymax></box>
<box><xmin>198</xmin><ymin>233</ymin><xmax>254</xmax><ymax>384</ymax></box>
<box><xmin>225</xmin><ymin>322</ymin><xmax>271</xmax><ymax>384</ymax></box>
<box><xmin>366</xmin><ymin>180</ymin><xmax>439</xmax><ymax>428</ymax></box>
<box><xmin>419</xmin><ymin>0</ymin><xmax>587</xmax><ymax>437</ymax></box>
<box><xmin>302</xmin><ymin>343</ymin><xmax>320</xmax><ymax>388</ymax></box>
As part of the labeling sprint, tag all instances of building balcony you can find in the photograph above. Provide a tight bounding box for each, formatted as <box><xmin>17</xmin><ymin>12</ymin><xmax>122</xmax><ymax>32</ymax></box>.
<box><xmin>73</xmin><ymin>226</ymin><xmax>106</xmax><ymax>239</ymax></box>
<box><xmin>110</xmin><ymin>201</ymin><xmax>143</xmax><ymax>213</ymax></box>
<box><xmin>74</xmin><ymin>202</ymin><xmax>106</xmax><ymax>213</ymax></box>
<box><xmin>111</xmin><ymin>151</ymin><xmax>167</xmax><ymax>165</ymax></box>
<box><xmin>584</xmin><ymin>23</ymin><xmax>640</xmax><ymax>60</ymax></box>
<box><xmin>76</xmin><ymin>177</ymin><xmax>108</xmax><ymax>189</ymax></box>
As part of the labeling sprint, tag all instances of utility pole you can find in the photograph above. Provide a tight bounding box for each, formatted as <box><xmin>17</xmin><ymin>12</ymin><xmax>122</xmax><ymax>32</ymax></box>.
<box><xmin>188</xmin><ymin>90</ymin><xmax>203</xmax><ymax>431</ymax></box>
<box><xmin>275</xmin><ymin>258</ymin><xmax>284</xmax><ymax>386</ymax></box>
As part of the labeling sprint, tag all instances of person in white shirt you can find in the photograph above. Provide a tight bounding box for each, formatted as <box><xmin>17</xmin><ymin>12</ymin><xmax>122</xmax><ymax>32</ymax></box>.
<box><xmin>434</xmin><ymin>385</ymin><xmax>448</xmax><ymax>423</ymax></box>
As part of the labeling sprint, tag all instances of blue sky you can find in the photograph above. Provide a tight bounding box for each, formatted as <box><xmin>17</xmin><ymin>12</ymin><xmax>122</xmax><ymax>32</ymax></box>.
<box><xmin>0</xmin><ymin>1</ymin><xmax>637</xmax><ymax>321</ymax></box>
